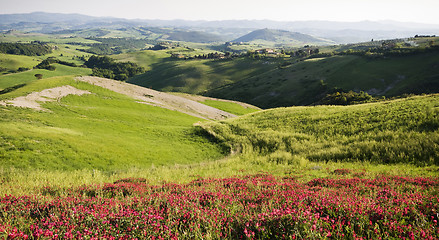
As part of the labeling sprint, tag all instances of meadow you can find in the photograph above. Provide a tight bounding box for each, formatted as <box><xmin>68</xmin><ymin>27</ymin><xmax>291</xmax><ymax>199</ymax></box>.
<box><xmin>128</xmin><ymin>57</ymin><xmax>280</xmax><ymax>94</ymax></box>
<box><xmin>199</xmin><ymin>94</ymin><xmax>439</xmax><ymax>166</ymax></box>
<box><xmin>0</xmin><ymin>76</ymin><xmax>225</xmax><ymax>172</ymax></box>
<box><xmin>198</xmin><ymin>99</ymin><xmax>260</xmax><ymax>116</ymax></box>
<box><xmin>0</xmin><ymin>64</ymin><xmax>92</xmax><ymax>90</ymax></box>
<box><xmin>1</xmin><ymin>89</ymin><xmax>438</xmax><ymax>239</ymax></box>
<box><xmin>1</xmin><ymin>33</ymin><xmax>439</xmax><ymax>239</ymax></box>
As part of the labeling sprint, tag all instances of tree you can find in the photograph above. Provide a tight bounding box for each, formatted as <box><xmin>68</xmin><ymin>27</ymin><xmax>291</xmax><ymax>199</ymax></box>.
<box><xmin>35</xmin><ymin>74</ymin><xmax>43</xmax><ymax>79</ymax></box>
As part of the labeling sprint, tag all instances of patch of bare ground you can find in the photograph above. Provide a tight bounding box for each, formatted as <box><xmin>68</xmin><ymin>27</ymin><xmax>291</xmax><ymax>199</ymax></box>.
<box><xmin>75</xmin><ymin>76</ymin><xmax>236</xmax><ymax>120</ymax></box>
<box><xmin>0</xmin><ymin>85</ymin><xmax>91</xmax><ymax>111</ymax></box>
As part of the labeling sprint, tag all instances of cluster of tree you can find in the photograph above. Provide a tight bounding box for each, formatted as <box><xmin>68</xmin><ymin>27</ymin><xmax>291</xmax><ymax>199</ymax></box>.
<box><xmin>284</xmin><ymin>48</ymin><xmax>320</xmax><ymax>58</ymax></box>
<box><xmin>0</xmin><ymin>83</ymin><xmax>26</xmax><ymax>95</ymax></box>
<box><xmin>148</xmin><ymin>44</ymin><xmax>169</xmax><ymax>51</ymax></box>
<box><xmin>78</xmin><ymin>44</ymin><xmax>114</xmax><ymax>55</ymax></box>
<box><xmin>84</xmin><ymin>56</ymin><xmax>145</xmax><ymax>81</ymax></box>
<box><xmin>317</xmin><ymin>91</ymin><xmax>374</xmax><ymax>105</ymax></box>
<box><xmin>414</xmin><ymin>35</ymin><xmax>436</xmax><ymax>38</ymax></box>
<box><xmin>0</xmin><ymin>67</ymin><xmax>30</xmax><ymax>74</ymax></box>
<box><xmin>34</xmin><ymin>57</ymin><xmax>78</xmax><ymax>71</ymax></box>
<box><xmin>193</xmin><ymin>52</ymin><xmax>230</xmax><ymax>59</ymax></box>
<box><xmin>0</xmin><ymin>42</ymin><xmax>52</xmax><ymax>56</ymax></box>
<box><xmin>246</xmin><ymin>51</ymin><xmax>265</xmax><ymax>59</ymax></box>
<box><xmin>339</xmin><ymin>45</ymin><xmax>439</xmax><ymax>58</ymax></box>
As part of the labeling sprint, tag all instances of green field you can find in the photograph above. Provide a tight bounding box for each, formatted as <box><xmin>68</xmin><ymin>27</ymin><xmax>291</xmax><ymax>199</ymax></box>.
<box><xmin>1</xmin><ymin>91</ymin><xmax>438</xmax><ymax>197</ymax></box>
<box><xmin>129</xmin><ymin>57</ymin><xmax>281</xmax><ymax>94</ymax></box>
<box><xmin>0</xmin><ymin>53</ymin><xmax>39</xmax><ymax>71</ymax></box>
<box><xmin>112</xmin><ymin>50</ymin><xmax>171</xmax><ymax>70</ymax></box>
<box><xmin>0</xmin><ymin>76</ymin><xmax>225</xmax><ymax>171</ymax></box>
<box><xmin>0</xmin><ymin>64</ymin><xmax>92</xmax><ymax>90</ymax></box>
<box><xmin>200</xmin><ymin>99</ymin><xmax>260</xmax><ymax>115</ymax></box>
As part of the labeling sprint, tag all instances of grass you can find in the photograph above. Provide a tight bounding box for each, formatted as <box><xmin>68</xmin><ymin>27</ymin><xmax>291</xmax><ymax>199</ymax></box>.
<box><xmin>0</xmin><ymin>53</ymin><xmax>39</xmax><ymax>71</ymax></box>
<box><xmin>130</xmin><ymin>50</ymin><xmax>439</xmax><ymax>108</ymax></box>
<box><xmin>199</xmin><ymin>94</ymin><xmax>439</xmax><ymax>166</ymax></box>
<box><xmin>1</xmin><ymin>168</ymin><xmax>438</xmax><ymax>239</ymax></box>
<box><xmin>200</xmin><ymin>99</ymin><xmax>260</xmax><ymax>115</ymax></box>
<box><xmin>1</xmin><ymin>88</ymin><xmax>438</xmax><ymax>240</ymax></box>
<box><xmin>129</xmin><ymin>57</ymin><xmax>280</xmax><ymax>95</ymax></box>
<box><xmin>0</xmin><ymin>64</ymin><xmax>92</xmax><ymax>90</ymax></box>
<box><xmin>112</xmin><ymin>50</ymin><xmax>171</xmax><ymax>71</ymax></box>
<box><xmin>0</xmin><ymin>76</ymin><xmax>225</xmax><ymax>172</ymax></box>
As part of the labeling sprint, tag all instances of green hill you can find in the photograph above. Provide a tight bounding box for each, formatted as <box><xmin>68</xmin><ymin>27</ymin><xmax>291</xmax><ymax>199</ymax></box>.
<box><xmin>130</xmin><ymin>48</ymin><xmax>439</xmax><ymax>108</ymax></box>
<box><xmin>0</xmin><ymin>76</ymin><xmax>226</xmax><ymax>171</ymax></box>
<box><xmin>0</xmin><ymin>64</ymin><xmax>92</xmax><ymax>91</ymax></box>
<box><xmin>199</xmin><ymin>94</ymin><xmax>439</xmax><ymax>166</ymax></box>
<box><xmin>128</xmin><ymin>57</ymin><xmax>279</xmax><ymax>94</ymax></box>
<box><xmin>210</xmin><ymin>51</ymin><xmax>439</xmax><ymax>108</ymax></box>
<box><xmin>233</xmin><ymin>28</ymin><xmax>334</xmax><ymax>46</ymax></box>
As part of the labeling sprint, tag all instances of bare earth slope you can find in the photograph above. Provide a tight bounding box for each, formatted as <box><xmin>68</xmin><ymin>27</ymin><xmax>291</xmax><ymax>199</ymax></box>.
<box><xmin>0</xmin><ymin>85</ymin><xmax>91</xmax><ymax>111</ymax></box>
<box><xmin>75</xmin><ymin>76</ymin><xmax>236</xmax><ymax>120</ymax></box>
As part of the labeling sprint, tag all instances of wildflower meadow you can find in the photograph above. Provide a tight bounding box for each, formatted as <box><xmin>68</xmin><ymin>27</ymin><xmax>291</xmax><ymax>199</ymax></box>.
<box><xmin>1</xmin><ymin>171</ymin><xmax>438</xmax><ymax>239</ymax></box>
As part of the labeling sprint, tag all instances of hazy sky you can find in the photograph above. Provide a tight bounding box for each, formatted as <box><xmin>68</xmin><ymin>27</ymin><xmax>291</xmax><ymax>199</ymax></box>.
<box><xmin>1</xmin><ymin>0</ymin><xmax>439</xmax><ymax>24</ymax></box>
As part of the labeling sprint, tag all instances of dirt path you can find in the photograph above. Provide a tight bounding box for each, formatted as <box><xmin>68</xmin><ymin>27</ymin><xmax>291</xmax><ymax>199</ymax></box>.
<box><xmin>0</xmin><ymin>85</ymin><xmax>91</xmax><ymax>111</ymax></box>
<box><xmin>75</xmin><ymin>76</ymin><xmax>236</xmax><ymax>120</ymax></box>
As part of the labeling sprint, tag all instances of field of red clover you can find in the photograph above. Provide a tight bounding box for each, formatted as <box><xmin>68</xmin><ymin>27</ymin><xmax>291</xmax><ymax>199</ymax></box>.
<box><xmin>1</xmin><ymin>169</ymin><xmax>438</xmax><ymax>239</ymax></box>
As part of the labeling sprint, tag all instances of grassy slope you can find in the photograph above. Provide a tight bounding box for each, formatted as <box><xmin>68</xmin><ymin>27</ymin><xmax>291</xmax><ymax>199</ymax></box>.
<box><xmin>129</xmin><ymin>51</ymin><xmax>439</xmax><ymax>108</ymax></box>
<box><xmin>210</xmin><ymin>52</ymin><xmax>439</xmax><ymax>108</ymax></box>
<box><xmin>0</xmin><ymin>76</ymin><xmax>225</xmax><ymax>171</ymax></box>
<box><xmin>0</xmin><ymin>64</ymin><xmax>92</xmax><ymax>90</ymax></box>
<box><xmin>129</xmin><ymin>58</ymin><xmax>280</xmax><ymax>94</ymax></box>
<box><xmin>1</xmin><ymin>93</ymin><xmax>438</xmax><ymax>195</ymax></box>
<box><xmin>112</xmin><ymin>50</ymin><xmax>171</xmax><ymax>71</ymax></box>
<box><xmin>200</xmin><ymin>99</ymin><xmax>260</xmax><ymax>115</ymax></box>
<box><xmin>200</xmin><ymin>94</ymin><xmax>439</xmax><ymax>166</ymax></box>
<box><xmin>0</xmin><ymin>53</ymin><xmax>39</xmax><ymax>70</ymax></box>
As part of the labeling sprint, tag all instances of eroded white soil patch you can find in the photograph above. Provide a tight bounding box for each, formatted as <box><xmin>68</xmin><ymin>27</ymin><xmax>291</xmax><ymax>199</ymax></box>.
<box><xmin>0</xmin><ymin>85</ymin><xmax>91</xmax><ymax>111</ymax></box>
<box><xmin>76</xmin><ymin>76</ymin><xmax>236</xmax><ymax>120</ymax></box>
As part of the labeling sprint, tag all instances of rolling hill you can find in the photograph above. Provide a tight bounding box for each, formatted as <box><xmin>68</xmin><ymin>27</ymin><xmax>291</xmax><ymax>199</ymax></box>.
<box><xmin>165</xmin><ymin>30</ymin><xmax>224</xmax><ymax>43</ymax></box>
<box><xmin>130</xmin><ymin>43</ymin><xmax>439</xmax><ymax>108</ymax></box>
<box><xmin>233</xmin><ymin>28</ymin><xmax>334</xmax><ymax>46</ymax></box>
<box><xmin>0</xmin><ymin>75</ymin><xmax>261</xmax><ymax>171</ymax></box>
<box><xmin>3</xmin><ymin>12</ymin><xmax>438</xmax><ymax>43</ymax></box>
<box><xmin>199</xmin><ymin>94</ymin><xmax>439</xmax><ymax>165</ymax></box>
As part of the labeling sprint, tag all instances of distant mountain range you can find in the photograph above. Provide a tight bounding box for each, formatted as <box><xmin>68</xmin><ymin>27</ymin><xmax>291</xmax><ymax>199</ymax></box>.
<box><xmin>1</xmin><ymin>12</ymin><xmax>439</xmax><ymax>43</ymax></box>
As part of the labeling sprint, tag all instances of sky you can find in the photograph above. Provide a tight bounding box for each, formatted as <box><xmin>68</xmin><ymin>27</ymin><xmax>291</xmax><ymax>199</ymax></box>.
<box><xmin>1</xmin><ymin>0</ymin><xmax>439</xmax><ymax>24</ymax></box>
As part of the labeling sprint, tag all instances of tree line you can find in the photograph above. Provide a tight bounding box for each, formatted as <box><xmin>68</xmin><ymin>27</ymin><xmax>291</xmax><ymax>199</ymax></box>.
<box><xmin>0</xmin><ymin>42</ymin><xmax>52</xmax><ymax>56</ymax></box>
<box><xmin>84</xmin><ymin>56</ymin><xmax>145</xmax><ymax>81</ymax></box>
<box><xmin>34</xmin><ymin>57</ymin><xmax>78</xmax><ymax>71</ymax></box>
